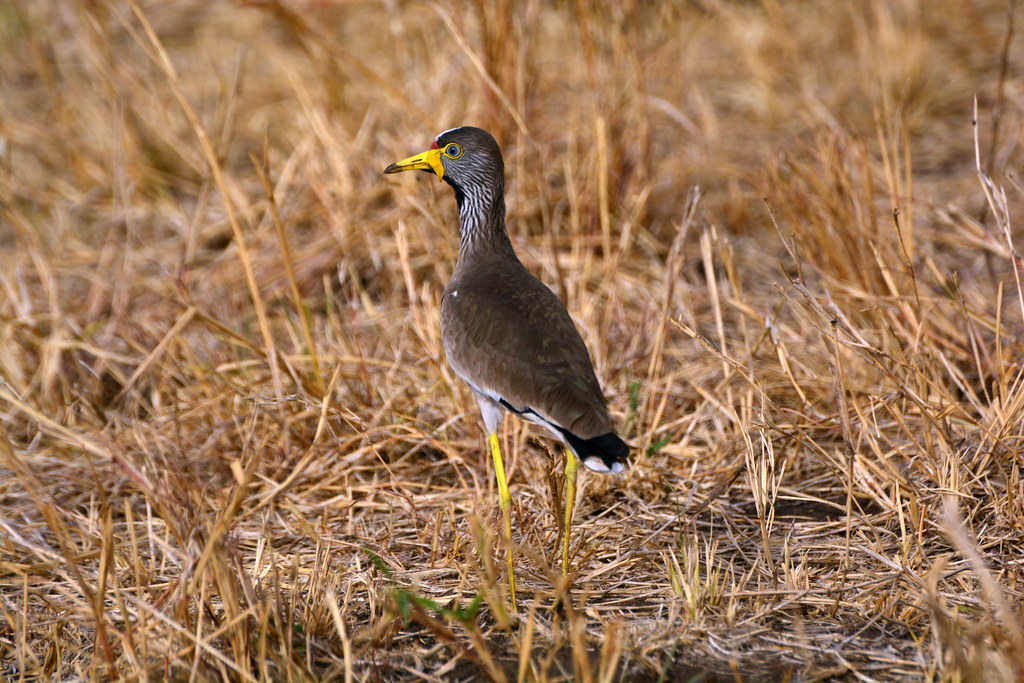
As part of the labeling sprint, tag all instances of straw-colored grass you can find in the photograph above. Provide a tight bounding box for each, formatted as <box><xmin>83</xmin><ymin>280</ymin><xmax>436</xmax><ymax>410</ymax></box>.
<box><xmin>2</xmin><ymin>0</ymin><xmax>1023</xmax><ymax>680</ymax></box>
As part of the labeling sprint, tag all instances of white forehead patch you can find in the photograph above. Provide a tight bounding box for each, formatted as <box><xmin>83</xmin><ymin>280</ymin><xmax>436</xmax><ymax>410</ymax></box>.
<box><xmin>436</xmin><ymin>127</ymin><xmax>461</xmax><ymax>142</ymax></box>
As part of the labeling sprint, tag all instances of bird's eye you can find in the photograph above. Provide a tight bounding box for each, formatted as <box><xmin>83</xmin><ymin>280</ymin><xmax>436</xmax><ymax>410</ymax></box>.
<box><xmin>443</xmin><ymin>143</ymin><xmax>463</xmax><ymax>159</ymax></box>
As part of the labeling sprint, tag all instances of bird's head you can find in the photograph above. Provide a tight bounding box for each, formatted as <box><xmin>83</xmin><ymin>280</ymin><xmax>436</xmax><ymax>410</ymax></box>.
<box><xmin>384</xmin><ymin>127</ymin><xmax>504</xmax><ymax>199</ymax></box>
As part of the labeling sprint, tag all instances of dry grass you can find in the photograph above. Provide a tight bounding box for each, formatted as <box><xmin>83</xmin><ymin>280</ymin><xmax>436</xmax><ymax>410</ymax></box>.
<box><xmin>2</xmin><ymin>0</ymin><xmax>1024</xmax><ymax>680</ymax></box>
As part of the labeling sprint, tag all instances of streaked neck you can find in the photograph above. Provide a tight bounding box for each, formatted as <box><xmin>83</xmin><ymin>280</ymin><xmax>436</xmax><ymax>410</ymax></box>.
<box><xmin>455</xmin><ymin>182</ymin><xmax>516</xmax><ymax>261</ymax></box>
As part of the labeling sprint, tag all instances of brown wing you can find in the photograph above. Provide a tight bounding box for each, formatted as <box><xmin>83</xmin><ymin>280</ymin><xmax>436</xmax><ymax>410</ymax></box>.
<box><xmin>440</xmin><ymin>256</ymin><xmax>612</xmax><ymax>440</ymax></box>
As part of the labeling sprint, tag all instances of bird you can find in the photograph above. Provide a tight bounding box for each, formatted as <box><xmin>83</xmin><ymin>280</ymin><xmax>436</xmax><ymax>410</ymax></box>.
<box><xmin>384</xmin><ymin>126</ymin><xmax>629</xmax><ymax>611</ymax></box>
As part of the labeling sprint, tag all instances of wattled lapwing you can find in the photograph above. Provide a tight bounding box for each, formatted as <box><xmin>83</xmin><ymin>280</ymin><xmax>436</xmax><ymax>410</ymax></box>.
<box><xmin>384</xmin><ymin>127</ymin><xmax>629</xmax><ymax>610</ymax></box>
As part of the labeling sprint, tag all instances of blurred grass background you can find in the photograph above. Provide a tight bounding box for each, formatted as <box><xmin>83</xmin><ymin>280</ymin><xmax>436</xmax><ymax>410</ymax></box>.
<box><xmin>1</xmin><ymin>0</ymin><xmax>1023</xmax><ymax>680</ymax></box>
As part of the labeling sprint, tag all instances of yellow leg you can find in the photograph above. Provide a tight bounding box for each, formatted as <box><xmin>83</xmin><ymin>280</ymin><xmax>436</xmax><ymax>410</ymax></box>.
<box><xmin>489</xmin><ymin>432</ymin><xmax>517</xmax><ymax>611</ymax></box>
<box><xmin>562</xmin><ymin>449</ymin><xmax>578</xmax><ymax>576</ymax></box>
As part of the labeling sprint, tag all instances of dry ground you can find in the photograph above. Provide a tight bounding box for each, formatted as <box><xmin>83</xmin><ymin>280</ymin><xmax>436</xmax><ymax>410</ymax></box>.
<box><xmin>2</xmin><ymin>0</ymin><xmax>1024</xmax><ymax>680</ymax></box>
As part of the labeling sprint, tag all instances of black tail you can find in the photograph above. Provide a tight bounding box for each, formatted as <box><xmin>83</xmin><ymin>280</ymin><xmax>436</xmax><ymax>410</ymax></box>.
<box><xmin>564</xmin><ymin>431</ymin><xmax>630</xmax><ymax>474</ymax></box>
<box><xmin>496</xmin><ymin>398</ymin><xmax>630</xmax><ymax>474</ymax></box>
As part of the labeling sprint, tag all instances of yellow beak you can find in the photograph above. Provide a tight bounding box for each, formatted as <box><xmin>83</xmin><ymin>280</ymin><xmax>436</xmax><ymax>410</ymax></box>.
<box><xmin>383</xmin><ymin>148</ymin><xmax>445</xmax><ymax>180</ymax></box>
